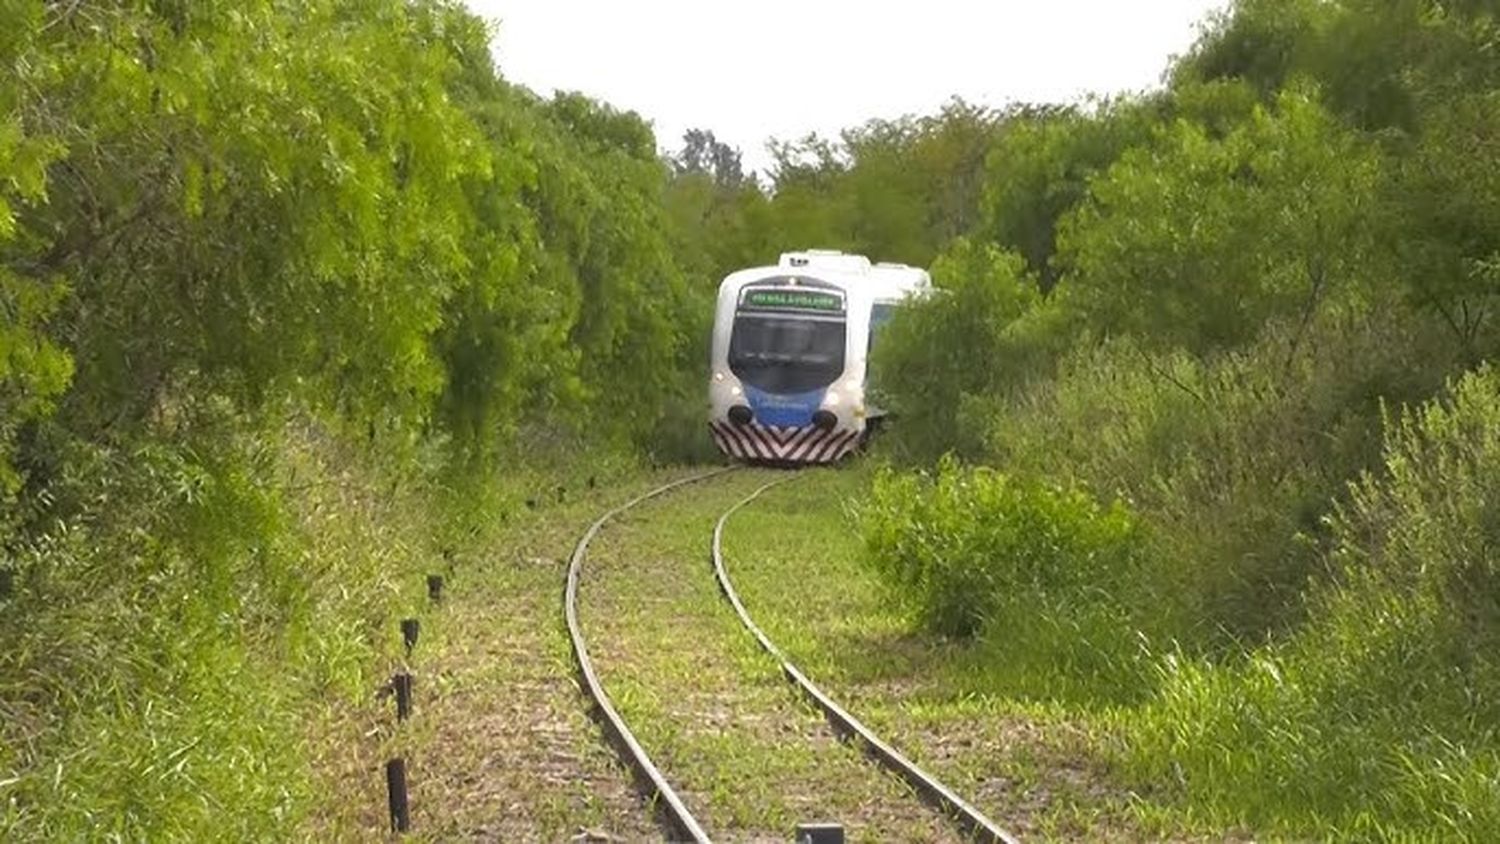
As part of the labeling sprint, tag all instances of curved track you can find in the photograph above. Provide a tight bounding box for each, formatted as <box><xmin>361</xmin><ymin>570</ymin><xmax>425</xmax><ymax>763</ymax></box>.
<box><xmin>563</xmin><ymin>468</ymin><xmax>732</xmax><ymax>843</ymax></box>
<box><xmin>565</xmin><ymin>467</ymin><xmax>1020</xmax><ymax>842</ymax></box>
<box><xmin>713</xmin><ymin>478</ymin><xmax>1022</xmax><ymax>844</ymax></box>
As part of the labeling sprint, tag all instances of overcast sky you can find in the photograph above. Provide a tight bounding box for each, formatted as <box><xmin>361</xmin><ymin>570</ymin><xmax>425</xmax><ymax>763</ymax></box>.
<box><xmin>469</xmin><ymin>1</ymin><xmax>1231</xmax><ymax>174</ymax></box>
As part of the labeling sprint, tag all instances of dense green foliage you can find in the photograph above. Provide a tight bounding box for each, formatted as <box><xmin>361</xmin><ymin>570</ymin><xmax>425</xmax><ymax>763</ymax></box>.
<box><xmin>1128</xmin><ymin>367</ymin><xmax>1500</xmax><ymax>836</ymax></box>
<box><xmin>858</xmin><ymin>460</ymin><xmax>1148</xmax><ymax>703</ymax></box>
<box><xmin>0</xmin><ymin>1</ymin><xmax>698</xmax><ymax>479</ymax></box>
<box><xmin>845</xmin><ymin>0</ymin><xmax>1500</xmax><ymax>836</ymax></box>
<box><xmin>867</xmin><ymin>240</ymin><xmax>1042</xmax><ymax>461</ymax></box>
<box><xmin>0</xmin><ymin>1</ymin><xmax>699</xmax><ymax>837</ymax></box>
<box><xmin>7</xmin><ymin>0</ymin><xmax>1500</xmax><ymax>836</ymax></box>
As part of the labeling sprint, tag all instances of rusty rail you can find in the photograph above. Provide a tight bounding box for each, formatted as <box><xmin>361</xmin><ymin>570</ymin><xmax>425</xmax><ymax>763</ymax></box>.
<box><xmin>564</xmin><ymin>467</ymin><xmax>735</xmax><ymax>843</ymax></box>
<box><xmin>712</xmin><ymin>478</ymin><xmax>1022</xmax><ymax>844</ymax></box>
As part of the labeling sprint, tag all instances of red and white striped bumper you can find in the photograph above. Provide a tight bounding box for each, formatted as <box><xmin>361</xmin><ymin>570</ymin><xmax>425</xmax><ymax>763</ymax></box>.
<box><xmin>709</xmin><ymin>421</ymin><xmax>861</xmax><ymax>464</ymax></box>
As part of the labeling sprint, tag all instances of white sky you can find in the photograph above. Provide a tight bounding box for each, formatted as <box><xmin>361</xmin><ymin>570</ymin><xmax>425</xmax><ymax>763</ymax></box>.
<box><xmin>469</xmin><ymin>1</ymin><xmax>1231</xmax><ymax>175</ymax></box>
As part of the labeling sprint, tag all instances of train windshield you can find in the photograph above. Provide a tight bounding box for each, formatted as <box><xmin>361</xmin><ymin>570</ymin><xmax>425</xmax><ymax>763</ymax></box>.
<box><xmin>728</xmin><ymin>315</ymin><xmax>846</xmax><ymax>394</ymax></box>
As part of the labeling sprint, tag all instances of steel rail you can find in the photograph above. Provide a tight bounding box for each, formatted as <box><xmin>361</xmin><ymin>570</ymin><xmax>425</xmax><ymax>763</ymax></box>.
<box><xmin>564</xmin><ymin>467</ymin><xmax>736</xmax><ymax>844</ymax></box>
<box><xmin>712</xmin><ymin>477</ymin><xmax>1023</xmax><ymax>844</ymax></box>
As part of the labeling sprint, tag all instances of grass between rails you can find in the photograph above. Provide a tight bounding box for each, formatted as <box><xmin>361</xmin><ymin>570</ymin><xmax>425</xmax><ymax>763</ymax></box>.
<box><xmin>577</xmin><ymin>468</ymin><xmax>962</xmax><ymax>843</ymax></box>
<box><xmin>718</xmin><ymin>466</ymin><xmax>1240</xmax><ymax>842</ymax></box>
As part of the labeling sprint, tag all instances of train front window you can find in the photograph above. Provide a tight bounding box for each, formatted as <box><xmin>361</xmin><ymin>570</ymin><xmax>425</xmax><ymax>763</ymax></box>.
<box><xmin>728</xmin><ymin>315</ymin><xmax>846</xmax><ymax>394</ymax></box>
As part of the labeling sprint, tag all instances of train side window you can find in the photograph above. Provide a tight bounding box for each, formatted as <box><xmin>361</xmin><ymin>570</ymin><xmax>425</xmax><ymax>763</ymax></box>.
<box><xmin>868</xmin><ymin>303</ymin><xmax>896</xmax><ymax>354</ymax></box>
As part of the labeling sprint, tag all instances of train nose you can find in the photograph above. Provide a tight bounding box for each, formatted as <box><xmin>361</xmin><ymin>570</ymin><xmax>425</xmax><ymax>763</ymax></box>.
<box><xmin>727</xmin><ymin>405</ymin><xmax>753</xmax><ymax>425</ymax></box>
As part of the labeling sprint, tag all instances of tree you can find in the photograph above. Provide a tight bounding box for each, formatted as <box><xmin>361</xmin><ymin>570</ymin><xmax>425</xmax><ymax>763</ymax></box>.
<box><xmin>871</xmin><ymin>239</ymin><xmax>1040</xmax><ymax>461</ymax></box>
<box><xmin>1056</xmin><ymin>87</ymin><xmax>1388</xmax><ymax>355</ymax></box>
<box><xmin>672</xmin><ymin>128</ymin><xmax>747</xmax><ymax>189</ymax></box>
<box><xmin>1171</xmin><ymin>0</ymin><xmax>1327</xmax><ymax>99</ymax></box>
<box><xmin>978</xmin><ymin>100</ymin><xmax>1154</xmax><ymax>293</ymax></box>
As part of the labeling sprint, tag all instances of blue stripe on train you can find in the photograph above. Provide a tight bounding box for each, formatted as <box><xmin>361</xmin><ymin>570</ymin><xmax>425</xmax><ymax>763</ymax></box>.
<box><xmin>744</xmin><ymin>384</ymin><xmax>824</xmax><ymax>428</ymax></box>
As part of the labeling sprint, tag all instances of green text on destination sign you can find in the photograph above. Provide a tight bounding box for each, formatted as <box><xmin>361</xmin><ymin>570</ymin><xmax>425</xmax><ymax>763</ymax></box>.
<box><xmin>742</xmin><ymin>289</ymin><xmax>844</xmax><ymax>312</ymax></box>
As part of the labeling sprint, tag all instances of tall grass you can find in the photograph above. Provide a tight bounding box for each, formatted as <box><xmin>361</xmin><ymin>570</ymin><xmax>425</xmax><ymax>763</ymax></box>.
<box><xmin>0</xmin><ymin>410</ymin><xmax>587</xmax><ymax>838</ymax></box>
<box><xmin>856</xmin><ymin>312</ymin><xmax>1499</xmax><ymax>835</ymax></box>
<box><xmin>1121</xmin><ymin>365</ymin><xmax>1500</xmax><ymax>837</ymax></box>
<box><xmin>856</xmin><ymin>459</ymin><xmax>1153</xmax><ymax>705</ymax></box>
<box><xmin>985</xmin><ymin>310</ymin><xmax>1455</xmax><ymax>649</ymax></box>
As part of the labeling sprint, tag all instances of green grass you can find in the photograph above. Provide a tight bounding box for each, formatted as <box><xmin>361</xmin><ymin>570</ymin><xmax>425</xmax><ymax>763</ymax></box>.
<box><xmin>576</xmin><ymin>468</ymin><xmax>963</xmax><ymax>842</ymax></box>
<box><xmin>370</xmin><ymin>463</ymin><xmax>711</xmax><ymax>842</ymax></box>
<box><xmin>719</xmin><ymin>466</ymin><xmax>1217</xmax><ymax>842</ymax></box>
<box><xmin>1105</xmin><ymin>369</ymin><xmax>1500</xmax><ymax>841</ymax></box>
<box><xmin>0</xmin><ymin>420</ymin><xmax>436</xmax><ymax>840</ymax></box>
<box><xmin>0</xmin><ymin>414</ymin><xmax>678</xmax><ymax>841</ymax></box>
<box><xmin>727</xmin><ymin>426</ymin><xmax>1500</xmax><ymax>842</ymax></box>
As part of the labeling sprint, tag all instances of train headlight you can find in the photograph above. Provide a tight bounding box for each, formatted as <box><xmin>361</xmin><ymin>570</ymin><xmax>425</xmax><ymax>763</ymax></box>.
<box><xmin>714</xmin><ymin>371</ymin><xmax>726</xmax><ymax>382</ymax></box>
<box><xmin>730</xmin><ymin>384</ymin><xmax>743</xmax><ymax>397</ymax></box>
<box><xmin>823</xmin><ymin>389</ymin><xmax>841</xmax><ymax>407</ymax></box>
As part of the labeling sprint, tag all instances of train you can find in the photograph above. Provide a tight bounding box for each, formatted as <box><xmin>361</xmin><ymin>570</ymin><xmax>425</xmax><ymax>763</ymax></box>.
<box><xmin>707</xmin><ymin>250</ymin><xmax>931</xmax><ymax>464</ymax></box>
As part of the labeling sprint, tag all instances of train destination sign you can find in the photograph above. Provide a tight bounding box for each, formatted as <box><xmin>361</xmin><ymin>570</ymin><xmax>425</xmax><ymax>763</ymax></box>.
<box><xmin>741</xmin><ymin>288</ymin><xmax>844</xmax><ymax>313</ymax></box>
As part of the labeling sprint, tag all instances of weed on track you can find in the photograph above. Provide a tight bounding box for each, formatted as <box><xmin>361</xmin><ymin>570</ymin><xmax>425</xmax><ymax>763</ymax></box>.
<box><xmin>580</xmin><ymin>468</ymin><xmax>961</xmax><ymax>842</ymax></box>
<box><xmin>719</xmin><ymin>468</ymin><xmax>1218</xmax><ymax>842</ymax></box>
<box><xmin>390</xmin><ymin>470</ymin><xmax>706</xmax><ymax>841</ymax></box>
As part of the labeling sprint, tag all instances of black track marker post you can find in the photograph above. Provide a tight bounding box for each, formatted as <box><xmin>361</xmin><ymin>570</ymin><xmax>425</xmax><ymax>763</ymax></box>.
<box><xmin>386</xmin><ymin>758</ymin><xmax>410</xmax><ymax>832</ymax></box>
<box><xmin>796</xmin><ymin>823</ymin><xmax>845</xmax><ymax>844</ymax></box>
<box><xmin>401</xmin><ymin>618</ymin><xmax>420</xmax><ymax>656</ymax></box>
<box><xmin>393</xmin><ymin>672</ymin><xmax>413</xmax><ymax>722</ymax></box>
<box><xmin>426</xmin><ymin>574</ymin><xmax>443</xmax><ymax>603</ymax></box>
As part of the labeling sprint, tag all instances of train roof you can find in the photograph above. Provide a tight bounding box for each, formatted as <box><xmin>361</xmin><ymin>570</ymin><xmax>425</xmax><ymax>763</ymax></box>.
<box><xmin>720</xmin><ymin>250</ymin><xmax>931</xmax><ymax>301</ymax></box>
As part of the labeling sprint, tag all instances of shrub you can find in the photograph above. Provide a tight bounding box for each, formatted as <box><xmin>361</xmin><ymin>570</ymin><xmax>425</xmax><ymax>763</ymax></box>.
<box><xmin>1122</xmin><ymin>365</ymin><xmax>1500</xmax><ymax>837</ymax></box>
<box><xmin>1055</xmin><ymin>85</ymin><xmax>1390</xmax><ymax>356</ymax></box>
<box><xmin>986</xmin><ymin>309</ymin><xmax>1454</xmax><ymax>649</ymax></box>
<box><xmin>855</xmin><ymin>458</ymin><xmax>1152</xmax><ymax>702</ymax></box>
<box><xmin>868</xmin><ymin>239</ymin><xmax>1046</xmax><ymax>462</ymax></box>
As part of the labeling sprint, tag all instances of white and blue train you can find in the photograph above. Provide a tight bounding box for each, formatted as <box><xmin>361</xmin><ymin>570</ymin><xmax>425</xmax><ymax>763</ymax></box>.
<box><xmin>708</xmin><ymin>250</ymin><xmax>930</xmax><ymax>464</ymax></box>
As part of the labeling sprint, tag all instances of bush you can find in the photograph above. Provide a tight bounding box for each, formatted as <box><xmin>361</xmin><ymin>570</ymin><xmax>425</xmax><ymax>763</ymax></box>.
<box><xmin>1122</xmin><ymin>365</ymin><xmax>1500</xmax><ymax>838</ymax></box>
<box><xmin>855</xmin><ymin>458</ymin><xmax>1152</xmax><ymax>702</ymax></box>
<box><xmin>1055</xmin><ymin>85</ymin><xmax>1390</xmax><ymax>356</ymax></box>
<box><xmin>868</xmin><ymin>239</ymin><xmax>1046</xmax><ymax>462</ymax></box>
<box><xmin>0</xmin><ymin>413</ymin><xmax>444</xmax><ymax>838</ymax></box>
<box><xmin>0</xmin><ymin>6</ymin><xmax>708</xmax><ymax>832</ymax></box>
<box><xmin>986</xmin><ymin>309</ymin><xmax>1454</xmax><ymax>649</ymax></box>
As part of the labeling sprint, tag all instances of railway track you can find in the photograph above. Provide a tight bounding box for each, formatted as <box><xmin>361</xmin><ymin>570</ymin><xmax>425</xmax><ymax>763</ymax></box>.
<box><xmin>563</xmin><ymin>467</ymin><xmax>1022</xmax><ymax>842</ymax></box>
<box><xmin>563</xmin><ymin>467</ymin><xmax>731</xmax><ymax>842</ymax></box>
